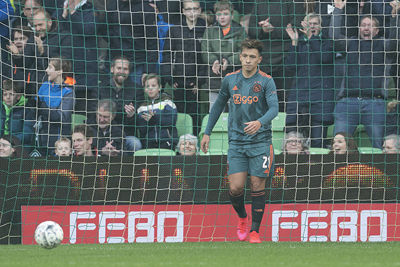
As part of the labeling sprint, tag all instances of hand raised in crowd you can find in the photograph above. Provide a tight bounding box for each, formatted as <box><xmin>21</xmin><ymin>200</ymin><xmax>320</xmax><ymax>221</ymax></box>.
<box><xmin>286</xmin><ymin>23</ymin><xmax>299</xmax><ymax>45</ymax></box>
<box><xmin>244</xmin><ymin>120</ymin><xmax>261</xmax><ymax>135</ymax></box>
<box><xmin>188</xmin><ymin>82</ymin><xmax>198</xmax><ymax>95</ymax></box>
<box><xmin>62</xmin><ymin>0</ymin><xmax>77</xmax><ymax>18</ymax></box>
<box><xmin>6</xmin><ymin>40</ymin><xmax>20</xmax><ymax>55</ymax></box>
<box><xmin>334</xmin><ymin>0</ymin><xmax>346</xmax><ymax>9</ymax></box>
<box><xmin>300</xmin><ymin>20</ymin><xmax>312</xmax><ymax>39</ymax></box>
<box><xmin>34</xmin><ymin>35</ymin><xmax>44</xmax><ymax>55</ymax></box>
<box><xmin>141</xmin><ymin>110</ymin><xmax>154</xmax><ymax>122</ymax></box>
<box><xmin>212</xmin><ymin>60</ymin><xmax>221</xmax><ymax>75</ymax></box>
<box><xmin>221</xmin><ymin>58</ymin><xmax>228</xmax><ymax>72</ymax></box>
<box><xmin>101</xmin><ymin>140</ymin><xmax>120</xmax><ymax>156</ymax></box>
<box><xmin>259</xmin><ymin>18</ymin><xmax>274</xmax><ymax>33</ymax></box>
<box><xmin>124</xmin><ymin>103</ymin><xmax>135</xmax><ymax>118</ymax></box>
<box><xmin>390</xmin><ymin>0</ymin><xmax>400</xmax><ymax>17</ymax></box>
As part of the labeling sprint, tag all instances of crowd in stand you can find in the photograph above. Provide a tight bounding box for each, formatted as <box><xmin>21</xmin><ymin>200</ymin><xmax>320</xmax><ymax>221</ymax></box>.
<box><xmin>0</xmin><ymin>0</ymin><xmax>399</xmax><ymax>157</ymax></box>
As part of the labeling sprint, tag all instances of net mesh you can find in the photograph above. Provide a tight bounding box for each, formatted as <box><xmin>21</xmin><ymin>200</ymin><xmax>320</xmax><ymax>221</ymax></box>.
<box><xmin>0</xmin><ymin>0</ymin><xmax>399</xmax><ymax>244</ymax></box>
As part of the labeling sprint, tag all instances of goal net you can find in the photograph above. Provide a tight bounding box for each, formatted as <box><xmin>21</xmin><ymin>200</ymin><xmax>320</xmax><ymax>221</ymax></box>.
<box><xmin>0</xmin><ymin>0</ymin><xmax>399</xmax><ymax>244</ymax></box>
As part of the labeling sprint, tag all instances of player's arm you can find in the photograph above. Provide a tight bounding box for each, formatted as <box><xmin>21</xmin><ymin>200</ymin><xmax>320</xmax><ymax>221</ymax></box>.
<box><xmin>257</xmin><ymin>79</ymin><xmax>279</xmax><ymax>126</ymax></box>
<box><xmin>201</xmin><ymin>77</ymin><xmax>230</xmax><ymax>153</ymax></box>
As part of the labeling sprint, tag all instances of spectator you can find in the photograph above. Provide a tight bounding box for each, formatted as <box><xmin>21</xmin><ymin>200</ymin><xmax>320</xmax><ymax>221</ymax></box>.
<box><xmin>330</xmin><ymin>0</ymin><xmax>399</xmax><ymax>149</ymax></box>
<box><xmin>137</xmin><ymin>74</ymin><xmax>178</xmax><ymax>150</ymax></box>
<box><xmin>247</xmin><ymin>0</ymin><xmax>306</xmax><ymax>111</ymax></box>
<box><xmin>0</xmin><ymin>134</ymin><xmax>21</xmax><ymax>157</ymax></box>
<box><xmin>330</xmin><ymin>132</ymin><xmax>359</xmax><ymax>154</ymax></box>
<box><xmin>36</xmin><ymin>57</ymin><xmax>74</xmax><ymax>154</ymax></box>
<box><xmin>5</xmin><ymin>25</ymin><xmax>37</xmax><ymax>95</ymax></box>
<box><xmin>99</xmin><ymin>56</ymin><xmax>144</xmax><ymax>152</ymax></box>
<box><xmin>382</xmin><ymin>134</ymin><xmax>400</xmax><ymax>154</ymax></box>
<box><xmin>0</xmin><ymin>0</ymin><xmax>14</xmax><ymax>76</ymax></box>
<box><xmin>282</xmin><ymin>131</ymin><xmax>310</xmax><ymax>155</ymax></box>
<box><xmin>161</xmin><ymin>0</ymin><xmax>207</xmax><ymax>135</ymax></box>
<box><xmin>201</xmin><ymin>0</ymin><xmax>247</xmax><ymax>110</ymax></box>
<box><xmin>89</xmin><ymin>99</ymin><xmax>130</xmax><ymax>157</ymax></box>
<box><xmin>284</xmin><ymin>13</ymin><xmax>335</xmax><ymax>148</ymax></box>
<box><xmin>72</xmin><ymin>124</ymin><xmax>96</xmax><ymax>156</ymax></box>
<box><xmin>57</xmin><ymin>0</ymin><xmax>104</xmax><ymax>115</ymax></box>
<box><xmin>23</xmin><ymin>8</ymin><xmax>73</xmax><ymax>83</ymax></box>
<box><xmin>106</xmin><ymin>0</ymin><xmax>160</xmax><ymax>87</ymax></box>
<box><xmin>177</xmin><ymin>134</ymin><xmax>198</xmax><ymax>156</ymax></box>
<box><xmin>0</xmin><ymin>79</ymin><xmax>35</xmax><ymax>151</ymax></box>
<box><xmin>54</xmin><ymin>137</ymin><xmax>72</xmax><ymax>156</ymax></box>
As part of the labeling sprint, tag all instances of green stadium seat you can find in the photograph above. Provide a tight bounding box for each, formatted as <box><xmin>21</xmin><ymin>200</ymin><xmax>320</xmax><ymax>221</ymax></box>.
<box><xmin>354</xmin><ymin>125</ymin><xmax>372</xmax><ymax>147</ymax></box>
<box><xmin>200</xmin><ymin>113</ymin><xmax>229</xmax><ymax>136</ymax></box>
<box><xmin>271</xmin><ymin>112</ymin><xmax>286</xmax><ymax>151</ymax></box>
<box><xmin>176</xmin><ymin>113</ymin><xmax>193</xmax><ymax>137</ymax></box>
<box><xmin>134</xmin><ymin>148</ymin><xmax>176</xmax><ymax>156</ymax></box>
<box><xmin>358</xmin><ymin>147</ymin><xmax>382</xmax><ymax>154</ymax></box>
<box><xmin>309</xmin><ymin>147</ymin><xmax>331</xmax><ymax>154</ymax></box>
<box><xmin>71</xmin><ymin>114</ymin><xmax>87</xmax><ymax>130</ymax></box>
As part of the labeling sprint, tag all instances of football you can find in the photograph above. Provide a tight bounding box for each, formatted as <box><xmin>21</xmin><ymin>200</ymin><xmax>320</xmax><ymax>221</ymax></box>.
<box><xmin>34</xmin><ymin>221</ymin><xmax>64</xmax><ymax>249</ymax></box>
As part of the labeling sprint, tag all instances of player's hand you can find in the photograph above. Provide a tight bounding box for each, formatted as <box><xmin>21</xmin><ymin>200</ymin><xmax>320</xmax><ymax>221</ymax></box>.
<box><xmin>244</xmin><ymin>120</ymin><xmax>261</xmax><ymax>135</ymax></box>
<box><xmin>124</xmin><ymin>103</ymin><xmax>135</xmax><ymax>118</ymax></box>
<box><xmin>212</xmin><ymin>60</ymin><xmax>221</xmax><ymax>75</ymax></box>
<box><xmin>259</xmin><ymin>18</ymin><xmax>274</xmax><ymax>33</ymax></box>
<box><xmin>200</xmin><ymin>134</ymin><xmax>210</xmax><ymax>154</ymax></box>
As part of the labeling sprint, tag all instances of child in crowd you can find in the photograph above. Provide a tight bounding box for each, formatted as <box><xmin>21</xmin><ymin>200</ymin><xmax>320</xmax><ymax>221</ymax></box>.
<box><xmin>201</xmin><ymin>0</ymin><xmax>246</xmax><ymax>109</ymax></box>
<box><xmin>137</xmin><ymin>74</ymin><xmax>178</xmax><ymax>150</ymax></box>
<box><xmin>0</xmin><ymin>79</ymin><xmax>35</xmax><ymax>153</ymax></box>
<box><xmin>54</xmin><ymin>137</ymin><xmax>72</xmax><ymax>156</ymax></box>
<box><xmin>36</xmin><ymin>57</ymin><xmax>74</xmax><ymax>155</ymax></box>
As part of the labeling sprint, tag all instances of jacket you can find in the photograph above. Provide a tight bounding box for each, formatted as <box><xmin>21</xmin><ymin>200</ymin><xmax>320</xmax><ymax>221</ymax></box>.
<box><xmin>36</xmin><ymin>81</ymin><xmax>74</xmax><ymax>149</ymax></box>
<box><xmin>330</xmin><ymin>7</ymin><xmax>397</xmax><ymax>99</ymax></box>
<box><xmin>137</xmin><ymin>93</ymin><xmax>178</xmax><ymax>149</ymax></box>
<box><xmin>248</xmin><ymin>0</ymin><xmax>306</xmax><ymax>72</ymax></box>
<box><xmin>201</xmin><ymin>20</ymin><xmax>246</xmax><ymax>67</ymax></box>
<box><xmin>285</xmin><ymin>34</ymin><xmax>335</xmax><ymax>102</ymax></box>
<box><xmin>0</xmin><ymin>95</ymin><xmax>35</xmax><ymax>146</ymax></box>
<box><xmin>161</xmin><ymin>16</ymin><xmax>207</xmax><ymax>87</ymax></box>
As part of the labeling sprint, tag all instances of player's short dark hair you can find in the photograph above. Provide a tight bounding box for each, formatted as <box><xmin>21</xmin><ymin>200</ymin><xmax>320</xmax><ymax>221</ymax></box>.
<box><xmin>2</xmin><ymin>79</ymin><xmax>25</xmax><ymax>94</ymax></box>
<box><xmin>73</xmin><ymin>124</ymin><xmax>94</xmax><ymax>139</ymax></box>
<box><xmin>241</xmin><ymin>39</ymin><xmax>263</xmax><ymax>54</ymax></box>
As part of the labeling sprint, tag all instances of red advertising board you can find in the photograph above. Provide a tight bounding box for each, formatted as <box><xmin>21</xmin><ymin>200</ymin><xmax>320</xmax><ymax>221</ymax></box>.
<box><xmin>21</xmin><ymin>204</ymin><xmax>400</xmax><ymax>244</ymax></box>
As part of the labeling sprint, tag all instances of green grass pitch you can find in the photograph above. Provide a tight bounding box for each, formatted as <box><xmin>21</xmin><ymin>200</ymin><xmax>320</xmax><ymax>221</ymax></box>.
<box><xmin>2</xmin><ymin>242</ymin><xmax>400</xmax><ymax>267</ymax></box>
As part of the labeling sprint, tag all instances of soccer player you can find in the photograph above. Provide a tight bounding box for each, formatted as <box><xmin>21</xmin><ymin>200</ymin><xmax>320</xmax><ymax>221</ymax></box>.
<box><xmin>200</xmin><ymin>39</ymin><xmax>279</xmax><ymax>243</ymax></box>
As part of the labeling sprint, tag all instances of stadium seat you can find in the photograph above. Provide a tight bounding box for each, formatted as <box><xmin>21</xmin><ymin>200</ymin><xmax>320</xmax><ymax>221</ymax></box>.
<box><xmin>176</xmin><ymin>113</ymin><xmax>193</xmax><ymax>137</ymax></box>
<box><xmin>309</xmin><ymin>147</ymin><xmax>331</xmax><ymax>154</ymax></box>
<box><xmin>71</xmin><ymin>114</ymin><xmax>87</xmax><ymax>130</ymax></box>
<box><xmin>200</xmin><ymin>113</ymin><xmax>229</xmax><ymax>136</ymax></box>
<box><xmin>354</xmin><ymin>125</ymin><xmax>372</xmax><ymax>147</ymax></box>
<box><xmin>271</xmin><ymin>112</ymin><xmax>286</xmax><ymax>151</ymax></box>
<box><xmin>134</xmin><ymin>148</ymin><xmax>176</xmax><ymax>156</ymax></box>
<box><xmin>358</xmin><ymin>147</ymin><xmax>383</xmax><ymax>154</ymax></box>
